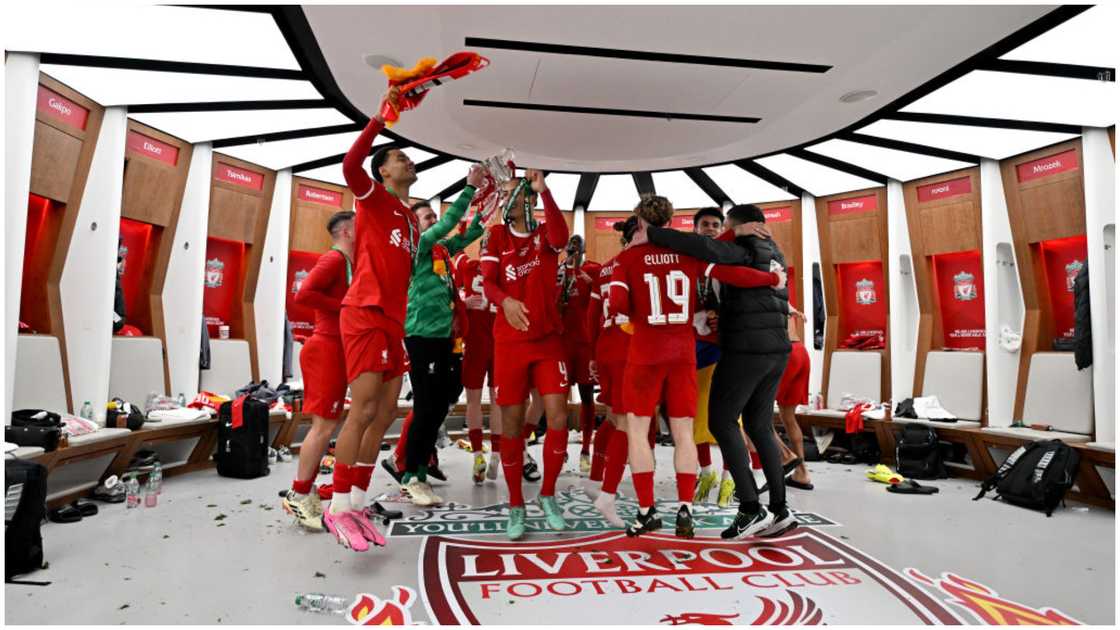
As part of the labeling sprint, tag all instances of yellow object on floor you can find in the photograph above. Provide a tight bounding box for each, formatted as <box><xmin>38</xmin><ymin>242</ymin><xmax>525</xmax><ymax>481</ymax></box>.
<box><xmin>866</xmin><ymin>464</ymin><xmax>904</xmax><ymax>485</ymax></box>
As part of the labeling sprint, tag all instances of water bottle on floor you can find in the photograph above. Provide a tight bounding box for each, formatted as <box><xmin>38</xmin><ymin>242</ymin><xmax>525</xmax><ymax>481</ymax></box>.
<box><xmin>125</xmin><ymin>474</ymin><xmax>141</xmax><ymax>510</ymax></box>
<box><xmin>295</xmin><ymin>593</ymin><xmax>348</xmax><ymax>614</ymax></box>
<box><xmin>150</xmin><ymin>462</ymin><xmax>163</xmax><ymax>495</ymax></box>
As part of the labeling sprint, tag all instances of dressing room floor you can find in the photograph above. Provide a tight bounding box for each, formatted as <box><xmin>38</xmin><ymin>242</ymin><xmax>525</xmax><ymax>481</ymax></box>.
<box><xmin>6</xmin><ymin>439</ymin><xmax>1113</xmax><ymax>625</ymax></box>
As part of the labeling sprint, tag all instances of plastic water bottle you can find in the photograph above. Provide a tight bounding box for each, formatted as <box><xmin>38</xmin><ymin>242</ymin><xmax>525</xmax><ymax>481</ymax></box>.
<box><xmin>144</xmin><ymin>474</ymin><xmax>158</xmax><ymax>508</ymax></box>
<box><xmin>150</xmin><ymin>462</ymin><xmax>163</xmax><ymax>495</ymax></box>
<box><xmin>80</xmin><ymin>401</ymin><xmax>94</xmax><ymax>421</ymax></box>
<box><xmin>295</xmin><ymin>593</ymin><xmax>348</xmax><ymax>615</ymax></box>
<box><xmin>125</xmin><ymin>474</ymin><xmax>141</xmax><ymax>510</ymax></box>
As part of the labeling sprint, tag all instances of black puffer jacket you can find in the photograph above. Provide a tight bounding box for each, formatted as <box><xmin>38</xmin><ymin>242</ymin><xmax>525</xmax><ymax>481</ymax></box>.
<box><xmin>647</xmin><ymin>227</ymin><xmax>791</xmax><ymax>355</ymax></box>
<box><xmin>1073</xmin><ymin>264</ymin><xmax>1092</xmax><ymax>370</ymax></box>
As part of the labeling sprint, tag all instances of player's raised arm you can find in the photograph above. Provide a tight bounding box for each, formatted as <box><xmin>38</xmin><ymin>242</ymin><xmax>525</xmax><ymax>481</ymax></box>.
<box><xmin>342</xmin><ymin>86</ymin><xmax>398</xmax><ymax>199</ymax></box>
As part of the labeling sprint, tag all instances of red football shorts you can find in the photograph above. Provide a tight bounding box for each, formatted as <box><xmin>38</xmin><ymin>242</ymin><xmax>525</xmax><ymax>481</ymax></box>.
<box><xmin>622</xmin><ymin>361</ymin><xmax>697</xmax><ymax>418</ymax></box>
<box><xmin>461</xmin><ymin>333</ymin><xmax>494</xmax><ymax>390</ymax></box>
<box><xmin>340</xmin><ymin>306</ymin><xmax>410</xmax><ymax>384</ymax></box>
<box><xmin>776</xmin><ymin>341</ymin><xmax>810</xmax><ymax>407</ymax></box>
<box><xmin>299</xmin><ymin>334</ymin><xmax>348</xmax><ymax>420</ymax></box>
<box><xmin>493</xmin><ymin>336</ymin><xmax>569</xmax><ymax>405</ymax></box>
<box><xmin>595</xmin><ymin>360</ymin><xmax>627</xmax><ymax>413</ymax></box>
<box><xmin>565</xmin><ymin>343</ymin><xmax>594</xmax><ymax>386</ymax></box>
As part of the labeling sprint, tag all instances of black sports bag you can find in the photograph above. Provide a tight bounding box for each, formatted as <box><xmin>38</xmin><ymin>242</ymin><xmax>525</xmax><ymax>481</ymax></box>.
<box><xmin>215</xmin><ymin>396</ymin><xmax>270</xmax><ymax>479</ymax></box>
<box><xmin>974</xmin><ymin>439</ymin><xmax>1080</xmax><ymax>517</ymax></box>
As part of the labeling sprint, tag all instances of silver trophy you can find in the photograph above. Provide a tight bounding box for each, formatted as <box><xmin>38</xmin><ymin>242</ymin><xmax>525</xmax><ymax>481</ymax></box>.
<box><xmin>470</xmin><ymin>148</ymin><xmax>517</xmax><ymax>225</ymax></box>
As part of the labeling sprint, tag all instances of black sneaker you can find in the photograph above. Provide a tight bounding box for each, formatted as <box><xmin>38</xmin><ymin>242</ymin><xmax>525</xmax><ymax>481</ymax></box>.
<box><xmin>720</xmin><ymin>507</ymin><xmax>774</xmax><ymax>540</ymax></box>
<box><xmin>674</xmin><ymin>505</ymin><xmax>695</xmax><ymax>539</ymax></box>
<box><xmin>427</xmin><ymin>464</ymin><xmax>448</xmax><ymax>483</ymax></box>
<box><xmin>366</xmin><ymin>501</ymin><xmax>403</xmax><ymax>521</ymax></box>
<box><xmin>381</xmin><ymin>458</ymin><xmax>404</xmax><ymax>484</ymax></box>
<box><xmin>523</xmin><ymin>453</ymin><xmax>542</xmax><ymax>482</ymax></box>
<box><xmin>625</xmin><ymin>507</ymin><xmax>662</xmax><ymax>537</ymax></box>
<box><xmin>757</xmin><ymin>506</ymin><xmax>798</xmax><ymax>538</ymax></box>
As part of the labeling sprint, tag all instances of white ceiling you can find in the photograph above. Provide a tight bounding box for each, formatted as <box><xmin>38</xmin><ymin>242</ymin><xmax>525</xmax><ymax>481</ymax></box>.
<box><xmin>806</xmin><ymin>139</ymin><xmax>973</xmax><ymax>182</ymax></box>
<box><xmin>757</xmin><ymin>153</ymin><xmax>881</xmax><ymax>198</ymax></box>
<box><xmin>854</xmin><ymin>120</ymin><xmax>1079</xmax><ymax>161</ymax></box>
<box><xmin>305</xmin><ymin>4</ymin><xmax>1054</xmax><ymax>173</ymax></box>
<box><xmin>129</xmin><ymin>108</ymin><xmax>352</xmax><ymax>144</ymax></box>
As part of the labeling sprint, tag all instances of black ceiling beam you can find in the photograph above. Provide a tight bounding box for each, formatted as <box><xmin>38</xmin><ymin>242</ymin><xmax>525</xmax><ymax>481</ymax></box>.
<box><xmin>632</xmin><ymin>173</ymin><xmax>655</xmax><ymax>197</ymax></box>
<box><xmin>211</xmin><ymin>122</ymin><xmax>363</xmax><ymax>149</ymax></box>
<box><xmin>572</xmin><ymin>174</ymin><xmax>600</xmax><ymax>211</ymax></box>
<box><xmin>839</xmin><ymin>132</ymin><xmax>982</xmax><ymax>164</ymax></box>
<box><xmin>684</xmin><ymin>168</ymin><xmax>731</xmax><ymax>207</ymax></box>
<box><xmin>976</xmin><ymin>58</ymin><xmax>1115</xmax><ymax>82</ymax></box>
<box><xmin>789</xmin><ymin>148</ymin><xmax>890</xmax><ymax>184</ymax></box>
<box><xmin>734</xmin><ymin>161</ymin><xmax>805</xmax><ymax>199</ymax></box>
<box><xmin>885</xmin><ymin>111</ymin><xmax>1082</xmax><ymax>135</ymax></box>
<box><xmin>463</xmin><ymin>100</ymin><xmax>759</xmax><ymax>124</ymax></box>
<box><xmin>127</xmin><ymin>99</ymin><xmax>330</xmax><ymax>114</ymax></box>
<box><xmin>464</xmin><ymin>37</ymin><xmax>831</xmax><ymax>73</ymax></box>
<box><xmin>289</xmin><ymin>141</ymin><xmax>401</xmax><ymax>173</ymax></box>
<box><xmin>32</xmin><ymin>51</ymin><xmax>306</xmax><ymax>80</ymax></box>
<box><xmin>415</xmin><ymin>155</ymin><xmax>456</xmax><ymax>173</ymax></box>
<box><xmin>431</xmin><ymin>177</ymin><xmax>468</xmax><ymax>202</ymax></box>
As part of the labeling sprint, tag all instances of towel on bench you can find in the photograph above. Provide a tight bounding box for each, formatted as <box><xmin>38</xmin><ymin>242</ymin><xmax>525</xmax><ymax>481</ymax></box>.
<box><xmin>148</xmin><ymin>407</ymin><xmax>211</xmax><ymax>423</ymax></box>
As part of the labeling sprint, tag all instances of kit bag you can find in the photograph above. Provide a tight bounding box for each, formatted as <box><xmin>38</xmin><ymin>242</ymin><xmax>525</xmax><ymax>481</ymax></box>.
<box><xmin>214</xmin><ymin>396</ymin><xmax>270</xmax><ymax>479</ymax></box>
<box><xmin>5</xmin><ymin>459</ymin><xmax>48</xmax><ymax>582</ymax></box>
<box><xmin>973</xmin><ymin>440</ymin><xmax>1080</xmax><ymax>517</ymax></box>
<box><xmin>895</xmin><ymin>424</ymin><xmax>946</xmax><ymax>479</ymax></box>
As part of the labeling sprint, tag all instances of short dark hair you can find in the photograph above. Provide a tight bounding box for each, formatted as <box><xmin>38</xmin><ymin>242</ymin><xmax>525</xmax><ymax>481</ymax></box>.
<box><xmin>726</xmin><ymin>204</ymin><xmax>766</xmax><ymax>225</ymax></box>
<box><xmin>693</xmin><ymin>207</ymin><xmax>724</xmax><ymax>226</ymax></box>
<box><xmin>410</xmin><ymin>200</ymin><xmax>432</xmax><ymax>213</ymax></box>
<box><xmin>613</xmin><ymin>216</ymin><xmax>640</xmax><ymax>243</ymax></box>
<box><xmin>370</xmin><ymin>145</ymin><xmax>397</xmax><ymax>183</ymax></box>
<box><xmin>327</xmin><ymin>210</ymin><xmax>355</xmax><ymax>237</ymax></box>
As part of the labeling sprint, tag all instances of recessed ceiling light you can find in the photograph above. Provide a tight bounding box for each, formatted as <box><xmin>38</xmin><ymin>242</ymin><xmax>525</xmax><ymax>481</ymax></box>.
<box><xmin>839</xmin><ymin>89</ymin><xmax>878</xmax><ymax>104</ymax></box>
<box><xmin>458</xmin><ymin>143</ymin><xmax>476</xmax><ymax>150</ymax></box>
<box><xmin>363</xmin><ymin>54</ymin><xmax>404</xmax><ymax>70</ymax></box>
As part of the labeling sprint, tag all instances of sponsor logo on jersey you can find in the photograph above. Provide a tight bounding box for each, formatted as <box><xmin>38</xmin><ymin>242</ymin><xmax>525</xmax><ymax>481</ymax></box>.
<box><xmin>504</xmin><ymin>265</ymin><xmax>517</xmax><ymax>282</ymax></box>
<box><xmin>390</xmin><ymin>229</ymin><xmax>403</xmax><ymax>248</ymax></box>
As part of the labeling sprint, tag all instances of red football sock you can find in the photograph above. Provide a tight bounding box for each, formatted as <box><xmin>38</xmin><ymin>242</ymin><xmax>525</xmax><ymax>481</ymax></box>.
<box><xmin>291</xmin><ymin>477</ymin><xmax>313</xmax><ymax>495</ymax></box>
<box><xmin>540</xmin><ymin>428</ymin><xmax>567</xmax><ymax>496</ymax></box>
<box><xmin>468</xmin><ymin>428</ymin><xmax>484</xmax><ymax>453</ymax></box>
<box><xmin>676</xmin><ymin>472</ymin><xmax>698</xmax><ymax>503</ymax></box>
<box><xmin>589</xmin><ymin>422</ymin><xmax>615</xmax><ymax>482</ymax></box>
<box><xmin>353</xmin><ymin>463</ymin><xmax>374</xmax><ymax>491</ymax></box>
<box><xmin>750</xmin><ymin>450</ymin><xmax>762</xmax><ymax>470</ymax></box>
<box><xmin>697</xmin><ymin>443</ymin><xmax>712</xmax><ymax>468</ymax></box>
<box><xmin>601</xmin><ymin>430</ymin><xmax>629</xmax><ymax>494</ymax></box>
<box><xmin>332</xmin><ymin>462</ymin><xmax>353</xmax><ymax>495</ymax></box>
<box><xmin>500</xmin><ymin>436</ymin><xmax>525</xmax><ymax>507</ymax></box>
<box><xmin>633</xmin><ymin>471</ymin><xmax>655</xmax><ymax>509</ymax></box>
<box><xmin>521</xmin><ymin>423</ymin><xmax>535</xmax><ymax>440</ymax></box>
<box><xmin>579</xmin><ymin>404</ymin><xmax>594</xmax><ymax>454</ymax></box>
<box><xmin>490</xmin><ymin>432</ymin><xmax>502</xmax><ymax>454</ymax></box>
<box><xmin>393</xmin><ymin>411</ymin><xmax>414</xmax><ymax>472</ymax></box>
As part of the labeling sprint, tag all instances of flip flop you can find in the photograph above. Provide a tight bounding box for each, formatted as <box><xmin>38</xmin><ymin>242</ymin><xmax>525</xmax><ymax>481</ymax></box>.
<box><xmin>785</xmin><ymin>477</ymin><xmax>814</xmax><ymax>491</ymax></box>
<box><xmin>48</xmin><ymin>505</ymin><xmax>83</xmax><ymax>524</ymax></box>
<box><xmin>866</xmin><ymin>464</ymin><xmax>904</xmax><ymax>485</ymax></box>
<box><xmin>828</xmin><ymin>453</ymin><xmax>844</xmax><ymax>464</ymax></box>
<box><xmin>887</xmin><ymin>480</ymin><xmax>940</xmax><ymax>495</ymax></box>
<box><xmin>782</xmin><ymin>457</ymin><xmax>803</xmax><ymax>476</ymax></box>
<box><xmin>72</xmin><ymin>500</ymin><xmax>99</xmax><ymax>517</ymax></box>
<box><xmin>841</xmin><ymin>454</ymin><xmax>858</xmax><ymax>465</ymax></box>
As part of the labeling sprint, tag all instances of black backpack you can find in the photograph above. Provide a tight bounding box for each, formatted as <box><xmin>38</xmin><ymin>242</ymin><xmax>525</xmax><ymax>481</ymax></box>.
<box><xmin>214</xmin><ymin>396</ymin><xmax>270</xmax><ymax>479</ymax></box>
<box><xmin>895</xmin><ymin>424</ymin><xmax>946</xmax><ymax>480</ymax></box>
<box><xmin>5</xmin><ymin>459</ymin><xmax>48</xmax><ymax>583</ymax></box>
<box><xmin>974</xmin><ymin>440</ymin><xmax>1080</xmax><ymax>517</ymax></box>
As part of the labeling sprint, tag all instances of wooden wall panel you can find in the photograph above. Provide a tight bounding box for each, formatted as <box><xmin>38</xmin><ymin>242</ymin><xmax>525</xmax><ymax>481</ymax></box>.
<box><xmin>289</xmin><ymin>177</ymin><xmax>353</xmax><ymax>254</ymax></box>
<box><xmin>815</xmin><ymin>188</ymin><xmax>890</xmax><ymax>406</ymax></box>
<box><xmin>209</xmin><ymin>153</ymin><xmax>276</xmax><ymax>381</ymax></box>
<box><xmin>29</xmin><ymin>125</ymin><xmax>83</xmax><ymax>202</ymax></box>
<box><xmin>999</xmin><ymin>139</ymin><xmax>1086</xmax><ymax>421</ymax></box>
<box><xmin>902</xmin><ymin>167</ymin><xmax>984</xmax><ymax>420</ymax></box>
<box><xmin>25</xmin><ymin>73</ymin><xmax>106</xmax><ymax>412</ymax></box>
<box><xmin>585</xmin><ymin>211</ymin><xmax>633</xmax><ymax>263</ymax></box>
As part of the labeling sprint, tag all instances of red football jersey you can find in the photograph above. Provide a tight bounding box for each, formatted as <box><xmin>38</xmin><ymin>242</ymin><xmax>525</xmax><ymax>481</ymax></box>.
<box><xmin>293</xmin><ymin>248</ymin><xmax>349</xmax><ymax>337</ymax></box>
<box><xmin>609</xmin><ymin>243</ymin><xmax>777</xmax><ymax>365</ymax></box>
<box><xmin>480</xmin><ymin>189</ymin><xmax>569</xmax><ymax>344</ymax></box>
<box><xmin>454</xmin><ymin>255</ymin><xmax>497</xmax><ymax>340</ymax></box>
<box><xmin>590</xmin><ymin>257</ymin><xmax>631</xmax><ymax>364</ymax></box>
<box><xmin>340</xmin><ymin>117</ymin><xmax>418</xmax><ymax>336</ymax></box>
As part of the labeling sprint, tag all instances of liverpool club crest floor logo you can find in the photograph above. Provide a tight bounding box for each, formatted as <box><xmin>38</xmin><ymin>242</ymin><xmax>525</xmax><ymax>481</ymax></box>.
<box><xmin>418</xmin><ymin>528</ymin><xmax>961</xmax><ymax>625</ymax></box>
<box><xmin>387</xmin><ymin>488</ymin><xmax>837</xmax><ymax>537</ymax></box>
